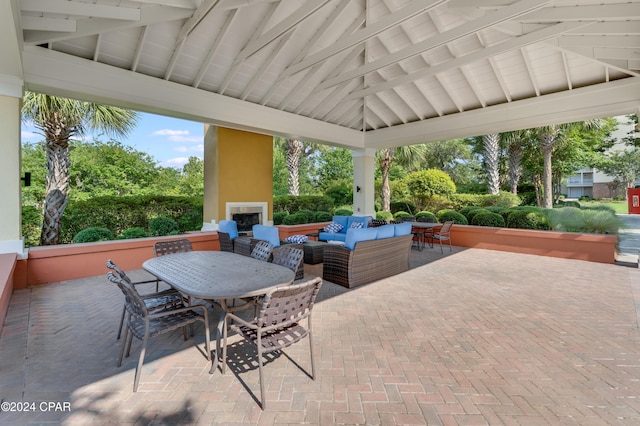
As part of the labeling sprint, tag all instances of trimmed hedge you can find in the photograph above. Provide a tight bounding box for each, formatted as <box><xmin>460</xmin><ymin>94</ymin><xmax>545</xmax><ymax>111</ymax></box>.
<box><xmin>119</xmin><ymin>227</ymin><xmax>149</xmax><ymax>239</ymax></box>
<box><xmin>273</xmin><ymin>195</ymin><xmax>334</xmax><ymax>213</ymax></box>
<box><xmin>73</xmin><ymin>227</ymin><xmax>113</xmax><ymax>243</ymax></box>
<box><xmin>506</xmin><ymin>210</ymin><xmax>549</xmax><ymax>230</ymax></box>
<box><xmin>149</xmin><ymin>217</ymin><xmax>179</xmax><ymax>236</ymax></box>
<box><xmin>415</xmin><ymin>211</ymin><xmax>437</xmax><ymax>222</ymax></box>
<box><xmin>437</xmin><ymin>209</ymin><xmax>468</xmax><ymax>225</ymax></box>
<box><xmin>61</xmin><ymin>195</ymin><xmax>203</xmax><ymax>244</ymax></box>
<box><xmin>471</xmin><ymin>211</ymin><xmax>505</xmax><ymax>227</ymax></box>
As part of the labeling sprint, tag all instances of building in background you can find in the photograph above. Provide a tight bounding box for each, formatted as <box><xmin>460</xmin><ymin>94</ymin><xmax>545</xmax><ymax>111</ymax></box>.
<box><xmin>563</xmin><ymin>116</ymin><xmax>637</xmax><ymax>199</ymax></box>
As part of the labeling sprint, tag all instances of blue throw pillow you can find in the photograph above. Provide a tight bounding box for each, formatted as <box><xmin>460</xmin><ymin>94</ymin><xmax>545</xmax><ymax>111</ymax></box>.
<box><xmin>344</xmin><ymin>228</ymin><xmax>378</xmax><ymax>250</ymax></box>
<box><xmin>218</xmin><ymin>220</ymin><xmax>239</xmax><ymax>239</ymax></box>
<box><xmin>347</xmin><ymin>216</ymin><xmax>368</xmax><ymax>229</ymax></box>
<box><xmin>332</xmin><ymin>215</ymin><xmax>349</xmax><ymax>230</ymax></box>
<box><xmin>324</xmin><ymin>222</ymin><xmax>343</xmax><ymax>233</ymax></box>
<box><xmin>350</xmin><ymin>221</ymin><xmax>363</xmax><ymax>229</ymax></box>
<box><xmin>285</xmin><ymin>234</ymin><xmax>308</xmax><ymax>243</ymax></box>
<box><xmin>253</xmin><ymin>224</ymin><xmax>280</xmax><ymax>247</ymax></box>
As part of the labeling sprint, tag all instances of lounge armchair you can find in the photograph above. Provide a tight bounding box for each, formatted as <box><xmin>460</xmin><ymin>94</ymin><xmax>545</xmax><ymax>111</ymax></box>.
<box><xmin>218</xmin><ymin>220</ymin><xmax>239</xmax><ymax>252</ymax></box>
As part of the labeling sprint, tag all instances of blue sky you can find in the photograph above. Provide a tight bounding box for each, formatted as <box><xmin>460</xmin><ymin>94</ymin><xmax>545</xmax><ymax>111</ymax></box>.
<box><xmin>21</xmin><ymin>112</ymin><xmax>205</xmax><ymax>169</ymax></box>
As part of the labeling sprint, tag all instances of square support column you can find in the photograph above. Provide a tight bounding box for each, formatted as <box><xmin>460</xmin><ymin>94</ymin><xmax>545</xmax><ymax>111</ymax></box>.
<box><xmin>203</xmin><ymin>126</ymin><xmax>274</xmax><ymax>226</ymax></box>
<box><xmin>352</xmin><ymin>148</ymin><xmax>376</xmax><ymax>218</ymax></box>
<box><xmin>0</xmin><ymin>94</ymin><xmax>25</xmax><ymax>255</ymax></box>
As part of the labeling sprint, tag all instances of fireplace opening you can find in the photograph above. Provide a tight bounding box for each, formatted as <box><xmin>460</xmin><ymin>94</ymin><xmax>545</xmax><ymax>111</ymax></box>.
<box><xmin>233</xmin><ymin>213</ymin><xmax>261</xmax><ymax>232</ymax></box>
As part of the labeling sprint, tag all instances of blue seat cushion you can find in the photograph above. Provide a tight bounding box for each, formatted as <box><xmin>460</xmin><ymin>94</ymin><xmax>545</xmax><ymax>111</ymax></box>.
<box><xmin>218</xmin><ymin>220</ymin><xmax>239</xmax><ymax>239</ymax></box>
<box><xmin>376</xmin><ymin>224</ymin><xmax>395</xmax><ymax>239</ymax></box>
<box><xmin>319</xmin><ymin>231</ymin><xmax>347</xmax><ymax>242</ymax></box>
<box><xmin>394</xmin><ymin>222</ymin><xmax>412</xmax><ymax>236</ymax></box>
<box><xmin>252</xmin><ymin>224</ymin><xmax>280</xmax><ymax>247</ymax></box>
<box><xmin>344</xmin><ymin>228</ymin><xmax>378</xmax><ymax>250</ymax></box>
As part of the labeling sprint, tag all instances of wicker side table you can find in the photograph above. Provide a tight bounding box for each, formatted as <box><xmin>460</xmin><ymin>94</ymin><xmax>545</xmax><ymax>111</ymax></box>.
<box><xmin>301</xmin><ymin>241</ymin><xmax>327</xmax><ymax>265</ymax></box>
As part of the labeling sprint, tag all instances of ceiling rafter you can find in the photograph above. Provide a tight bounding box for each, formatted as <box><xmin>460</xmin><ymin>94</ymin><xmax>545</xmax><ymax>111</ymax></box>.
<box><xmin>292</xmin><ymin>45</ymin><xmax>365</xmax><ymax>114</ymax></box>
<box><xmin>312</xmin><ymin>80</ymin><xmax>357</xmax><ymax>120</ymax></box>
<box><xmin>460</xmin><ymin>66</ymin><xmax>486</xmax><ymax>107</ymax></box>
<box><xmin>21</xmin><ymin>16</ymin><xmax>77</xmax><ymax>32</ymax></box>
<box><xmin>521</xmin><ymin>48</ymin><xmax>541</xmax><ymax>96</ymax></box>
<box><xmin>561</xmin><ymin>51</ymin><xmax>572</xmax><ymax>90</ymax></box>
<box><xmin>218</xmin><ymin>2</ymin><xmax>278</xmax><ymax>94</ymax></box>
<box><xmin>164</xmin><ymin>38</ymin><xmax>186</xmax><ymax>80</ymax></box>
<box><xmin>218</xmin><ymin>0</ymin><xmax>279</xmax><ymax>10</ymax></box>
<box><xmin>434</xmin><ymin>74</ymin><xmax>464</xmax><ymax>112</ymax></box>
<box><xmin>175</xmin><ymin>0</ymin><xmax>221</xmax><ymax>46</ymax></box>
<box><xmin>23</xmin><ymin>6</ymin><xmax>194</xmax><ymax>45</ymax></box>
<box><xmin>259</xmin><ymin>1</ymin><xmax>357</xmax><ymax>106</ymax></box>
<box><xmin>320</xmin><ymin>86</ymin><xmax>361</xmax><ymax>123</ymax></box>
<box><xmin>93</xmin><ymin>33</ymin><xmax>102</xmax><ymax>62</ymax></box>
<box><xmin>240</xmin><ymin>30</ymin><xmax>294</xmax><ymax>100</ymax></box>
<box><xmin>234</xmin><ymin>0</ymin><xmax>332</xmax><ymax>63</ymax></box>
<box><xmin>319</xmin><ymin>0</ymin><xmax>552</xmax><ymax>91</ymax></box>
<box><xmin>488</xmin><ymin>56</ymin><xmax>512</xmax><ymax>102</ymax></box>
<box><xmin>193</xmin><ymin>9</ymin><xmax>237</xmax><ymax>88</ymax></box>
<box><xmin>281</xmin><ymin>0</ymin><xmax>449</xmax><ymax>80</ymax></box>
<box><xmin>519</xmin><ymin>3</ymin><xmax>640</xmax><ymax>22</ymax></box>
<box><xmin>21</xmin><ymin>0</ymin><xmax>141</xmax><ymax>20</ymax></box>
<box><xmin>131</xmin><ymin>26</ymin><xmax>149</xmax><ymax>72</ymax></box>
<box><xmin>135</xmin><ymin>0</ymin><xmax>199</xmax><ymax>8</ymax></box>
<box><xmin>345</xmin><ymin>21</ymin><xmax>590</xmax><ymax>101</ymax></box>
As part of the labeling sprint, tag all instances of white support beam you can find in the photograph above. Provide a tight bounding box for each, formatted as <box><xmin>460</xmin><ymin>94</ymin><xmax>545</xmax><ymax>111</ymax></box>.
<box><xmin>559</xmin><ymin>35</ymin><xmax>640</xmax><ymax>49</ymax></box>
<box><xmin>0</xmin><ymin>0</ymin><xmax>24</xmax><ymax>98</ymax></box>
<box><xmin>193</xmin><ymin>9</ymin><xmax>237</xmax><ymax>88</ymax></box>
<box><xmin>21</xmin><ymin>46</ymin><xmax>363</xmax><ymax>149</ymax></box>
<box><xmin>21</xmin><ymin>16</ymin><xmax>77</xmax><ymax>32</ymax></box>
<box><xmin>345</xmin><ymin>21</ymin><xmax>589</xmax><ymax>101</ymax></box>
<box><xmin>319</xmin><ymin>0</ymin><xmax>551</xmax><ymax>91</ymax></box>
<box><xmin>235</xmin><ymin>0</ymin><xmax>332</xmax><ymax>62</ymax></box>
<box><xmin>135</xmin><ymin>0</ymin><xmax>199</xmax><ymax>8</ymax></box>
<box><xmin>365</xmin><ymin>78</ymin><xmax>640</xmax><ymax>149</ymax></box>
<box><xmin>21</xmin><ymin>0</ymin><xmax>141</xmax><ymax>21</ymax></box>
<box><xmin>23</xmin><ymin>6</ymin><xmax>194</xmax><ymax>45</ymax></box>
<box><xmin>282</xmin><ymin>0</ymin><xmax>448</xmax><ymax>79</ymax></box>
<box><xmin>175</xmin><ymin>0</ymin><xmax>220</xmax><ymax>46</ymax></box>
<box><xmin>519</xmin><ymin>3</ymin><xmax>640</xmax><ymax>22</ymax></box>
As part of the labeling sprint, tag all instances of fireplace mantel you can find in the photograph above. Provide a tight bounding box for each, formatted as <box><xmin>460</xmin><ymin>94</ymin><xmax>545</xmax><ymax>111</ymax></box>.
<box><xmin>226</xmin><ymin>202</ymin><xmax>271</xmax><ymax>226</ymax></box>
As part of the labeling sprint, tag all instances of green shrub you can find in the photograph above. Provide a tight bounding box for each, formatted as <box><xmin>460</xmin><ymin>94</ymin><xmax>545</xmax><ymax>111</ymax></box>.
<box><xmin>314</xmin><ymin>211</ymin><xmax>332</xmax><ymax>222</ymax></box>
<box><xmin>334</xmin><ymin>208</ymin><xmax>353</xmax><ymax>216</ymax></box>
<box><xmin>485</xmin><ymin>206</ymin><xmax>507</xmax><ymax>215</ymax></box>
<box><xmin>376</xmin><ymin>211</ymin><xmax>394</xmax><ymax>221</ymax></box>
<box><xmin>471</xmin><ymin>211</ymin><xmax>505</xmax><ymax>227</ymax></box>
<box><xmin>556</xmin><ymin>200</ymin><xmax>581</xmax><ymax>208</ymax></box>
<box><xmin>394</xmin><ymin>211</ymin><xmax>413</xmax><ymax>220</ymax></box>
<box><xmin>506</xmin><ymin>210</ymin><xmax>549</xmax><ymax>230</ymax></box>
<box><xmin>22</xmin><ymin>205</ymin><xmax>41</xmax><ymax>248</ymax></box>
<box><xmin>451</xmin><ymin>194</ymin><xmax>486</xmax><ymax>208</ymax></box>
<box><xmin>582</xmin><ymin>205</ymin><xmax>616</xmax><ymax>215</ymax></box>
<box><xmin>582</xmin><ymin>210</ymin><xmax>623</xmax><ymax>234</ymax></box>
<box><xmin>297</xmin><ymin>209</ymin><xmax>315</xmax><ymax>223</ymax></box>
<box><xmin>324</xmin><ymin>183</ymin><xmax>353</xmax><ymax>206</ymax></box>
<box><xmin>282</xmin><ymin>212</ymin><xmax>308</xmax><ymax>225</ymax></box>
<box><xmin>149</xmin><ymin>217</ymin><xmax>179</xmax><ymax>236</ymax></box>
<box><xmin>518</xmin><ymin>191</ymin><xmax>537</xmax><ymax>206</ymax></box>
<box><xmin>422</xmin><ymin>194</ymin><xmax>456</xmax><ymax>212</ymax></box>
<box><xmin>273</xmin><ymin>211</ymin><xmax>289</xmax><ymax>225</ymax></box>
<box><xmin>545</xmin><ymin>207</ymin><xmax>584</xmax><ymax>232</ymax></box>
<box><xmin>437</xmin><ymin>209</ymin><xmax>468</xmax><ymax>225</ymax></box>
<box><xmin>458</xmin><ymin>205</ymin><xmax>479</xmax><ymax>218</ymax></box>
<box><xmin>485</xmin><ymin>191</ymin><xmax>522</xmax><ymax>207</ymax></box>
<box><xmin>273</xmin><ymin>195</ymin><xmax>335</xmax><ymax>213</ymax></box>
<box><xmin>119</xmin><ymin>227</ymin><xmax>149</xmax><ymax>239</ymax></box>
<box><xmin>415</xmin><ymin>211</ymin><xmax>437</xmax><ymax>222</ymax></box>
<box><xmin>467</xmin><ymin>208</ymin><xmax>490</xmax><ymax>223</ymax></box>
<box><xmin>73</xmin><ymin>227</ymin><xmax>113</xmax><ymax>243</ymax></box>
<box><xmin>61</xmin><ymin>195</ymin><xmax>203</xmax><ymax>243</ymax></box>
<box><xmin>390</xmin><ymin>201</ymin><xmax>416</xmax><ymax>214</ymax></box>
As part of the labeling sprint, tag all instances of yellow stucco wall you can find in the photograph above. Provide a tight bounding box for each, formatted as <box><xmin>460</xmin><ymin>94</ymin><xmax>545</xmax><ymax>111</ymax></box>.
<box><xmin>216</xmin><ymin>127</ymin><xmax>273</xmax><ymax>221</ymax></box>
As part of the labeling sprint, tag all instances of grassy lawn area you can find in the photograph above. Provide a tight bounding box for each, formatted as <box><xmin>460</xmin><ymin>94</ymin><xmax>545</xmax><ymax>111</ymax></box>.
<box><xmin>579</xmin><ymin>200</ymin><xmax>628</xmax><ymax>214</ymax></box>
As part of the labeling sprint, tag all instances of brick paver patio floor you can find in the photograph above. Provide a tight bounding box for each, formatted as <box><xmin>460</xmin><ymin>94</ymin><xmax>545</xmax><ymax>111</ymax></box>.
<box><xmin>1</xmin><ymin>247</ymin><xmax>640</xmax><ymax>425</ymax></box>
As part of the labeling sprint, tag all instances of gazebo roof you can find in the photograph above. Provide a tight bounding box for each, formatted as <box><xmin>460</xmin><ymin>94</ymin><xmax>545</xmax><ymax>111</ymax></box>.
<box><xmin>5</xmin><ymin>0</ymin><xmax>640</xmax><ymax>149</ymax></box>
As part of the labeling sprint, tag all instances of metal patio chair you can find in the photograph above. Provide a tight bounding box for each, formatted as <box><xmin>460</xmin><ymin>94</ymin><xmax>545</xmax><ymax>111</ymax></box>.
<box><xmin>107</xmin><ymin>271</ymin><xmax>210</xmax><ymax>392</ymax></box>
<box><xmin>106</xmin><ymin>260</ymin><xmax>185</xmax><ymax>340</ymax></box>
<box><xmin>250</xmin><ymin>240</ymin><xmax>274</xmax><ymax>262</ymax></box>
<box><xmin>272</xmin><ymin>245</ymin><xmax>304</xmax><ymax>278</ymax></box>
<box><xmin>153</xmin><ymin>238</ymin><xmax>193</xmax><ymax>257</ymax></box>
<box><xmin>222</xmin><ymin>276</ymin><xmax>322</xmax><ymax>409</ymax></box>
<box><xmin>424</xmin><ymin>221</ymin><xmax>454</xmax><ymax>253</ymax></box>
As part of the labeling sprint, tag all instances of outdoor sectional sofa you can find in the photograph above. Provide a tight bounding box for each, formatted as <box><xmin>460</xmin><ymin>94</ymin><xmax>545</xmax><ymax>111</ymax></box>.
<box><xmin>318</xmin><ymin>215</ymin><xmax>369</xmax><ymax>242</ymax></box>
<box><xmin>322</xmin><ymin>222</ymin><xmax>414</xmax><ymax>289</ymax></box>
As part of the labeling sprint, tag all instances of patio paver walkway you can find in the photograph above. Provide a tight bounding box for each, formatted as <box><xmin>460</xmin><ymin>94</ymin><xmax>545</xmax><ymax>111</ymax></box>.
<box><xmin>1</xmin><ymin>247</ymin><xmax>639</xmax><ymax>425</ymax></box>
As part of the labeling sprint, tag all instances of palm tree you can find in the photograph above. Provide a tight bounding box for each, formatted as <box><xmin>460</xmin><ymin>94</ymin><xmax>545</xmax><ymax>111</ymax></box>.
<box><xmin>22</xmin><ymin>92</ymin><xmax>138</xmax><ymax>245</ymax></box>
<box><xmin>377</xmin><ymin>145</ymin><xmax>426</xmax><ymax>212</ymax></box>
<box><xmin>502</xmin><ymin>130</ymin><xmax>530</xmax><ymax>194</ymax></box>
<box><xmin>482</xmin><ymin>133</ymin><xmax>500</xmax><ymax>195</ymax></box>
<box><xmin>285</xmin><ymin>138</ymin><xmax>303</xmax><ymax>195</ymax></box>
<box><xmin>535</xmin><ymin>120</ymin><xmax>603</xmax><ymax>208</ymax></box>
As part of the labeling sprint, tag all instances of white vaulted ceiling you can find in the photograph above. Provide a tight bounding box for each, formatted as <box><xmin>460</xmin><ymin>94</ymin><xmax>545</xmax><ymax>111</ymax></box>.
<box><xmin>8</xmin><ymin>0</ymin><xmax>640</xmax><ymax>149</ymax></box>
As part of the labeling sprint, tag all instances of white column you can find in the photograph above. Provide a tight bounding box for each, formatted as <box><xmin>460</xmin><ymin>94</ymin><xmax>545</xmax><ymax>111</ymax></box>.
<box><xmin>0</xmin><ymin>94</ymin><xmax>25</xmax><ymax>255</ymax></box>
<box><xmin>352</xmin><ymin>148</ymin><xmax>377</xmax><ymax>218</ymax></box>
<box><xmin>202</xmin><ymin>124</ymin><xmax>219</xmax><ymax>228</ymax></box>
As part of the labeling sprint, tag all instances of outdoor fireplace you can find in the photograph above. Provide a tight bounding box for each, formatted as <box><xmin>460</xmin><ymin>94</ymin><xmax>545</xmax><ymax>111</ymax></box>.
<box><xmin>226</xmin><ymin>202</ymin><xmax>270</xmax><ymax>232</ymax></box>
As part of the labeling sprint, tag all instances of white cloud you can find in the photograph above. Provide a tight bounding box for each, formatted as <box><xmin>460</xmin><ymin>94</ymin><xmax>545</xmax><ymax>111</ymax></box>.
<box><xmin>174</xmin><ymin>144</ymin><xmax>204</xmax><ymax>153</ymax></box>
<box><xmin>152</xmin><ymin>129</ymin><xmax>203</xmax><ymax>144</ymax></box>
<box><xmin>21</xmin><ymin>130</ymin><xmax>39</xmax><ymax>140</ymax></box>
<box><xmin>162</xmin><ymin>157</ymin><xmax>190</xmax><ymax>168</ymax></box>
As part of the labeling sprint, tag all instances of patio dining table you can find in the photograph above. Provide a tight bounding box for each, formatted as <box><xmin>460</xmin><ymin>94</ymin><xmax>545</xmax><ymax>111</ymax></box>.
<box><xmin>142</xmin><ymin>250</ymin><xmax>294</xmax><ymax>374</ymax></box>
<box><xmin>409</xmin><ymin>222</ymin><xmax>440</xmax><ymax>250</ymax></box>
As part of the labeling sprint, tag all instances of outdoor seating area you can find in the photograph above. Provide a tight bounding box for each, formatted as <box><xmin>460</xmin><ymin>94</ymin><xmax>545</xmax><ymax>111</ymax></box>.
<box><xmin>1</xmin><ymin>245</ymin><xmax>639</xmax><ymax>424</ymax></box>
